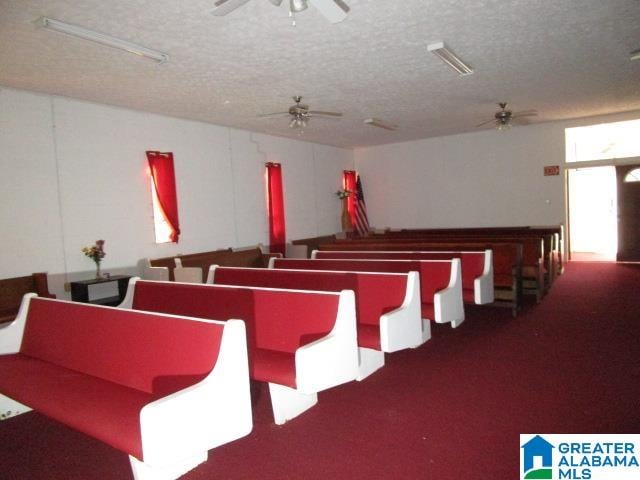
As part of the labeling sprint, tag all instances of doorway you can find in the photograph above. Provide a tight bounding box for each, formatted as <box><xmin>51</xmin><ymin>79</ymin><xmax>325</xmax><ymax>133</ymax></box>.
<box><xmin>616</xmin><ymin>164</ymin><xmax>640</xmax><ymax>261</ymax></box>
<box><xmin>567</xmin><ymin>166</ymin><xmax>617</xmax><ymax>261</ymax></box>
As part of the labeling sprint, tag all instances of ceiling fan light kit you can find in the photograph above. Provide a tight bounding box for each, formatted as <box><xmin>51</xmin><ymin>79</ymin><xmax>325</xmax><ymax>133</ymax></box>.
<box><xmin>212</xmin><ymin>0</ymin><xmax>349</xmax><ymax>23</ymax></box>
<box><xmin>364</xmin><ymin>118</ymin><xmax>398</xmax><ymax>131</ymax></box>
<box><xmin>476</xmin><ymin>102</ymin><xmax>538</xmax><ymax>130</ymax></box>
<box><xmin>258</xmin><ymin>96</ymin><xmax>341</xmax><ymax>130</ymax></box>
<box><xmin>290</xmin><ymin>0</ymin><xmax>309</xmax><ymax>13</ymax></box>
<box><xmin>427</xmin><ymin>41</ymin><xmax>473</xmax><ymax>76</ymax></box>
<box><xmin>496</xmin><ymin>121</ymin><xmax>512</xmax><ymax>131</ymax></box>
<box><xmin>35</xmin><ymin>17</ymin><xmax>169</xmax><ymax>64</ymax></box>
<box><xmin>289</xmin><ymin>117</ymin><xmax>308</xmax><ymax>129</ymax></box>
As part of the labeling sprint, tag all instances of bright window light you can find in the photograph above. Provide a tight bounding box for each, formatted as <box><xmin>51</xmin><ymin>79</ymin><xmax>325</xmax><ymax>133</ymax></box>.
<box><xmin>565</xmin><ymin>119</ymin><xmax>640</xmax><ymax>163</ymax></box>
<box><xmin>151</xmin><ymin>180</ymin><xmax>173</xmax><ymax>243</ymax></box>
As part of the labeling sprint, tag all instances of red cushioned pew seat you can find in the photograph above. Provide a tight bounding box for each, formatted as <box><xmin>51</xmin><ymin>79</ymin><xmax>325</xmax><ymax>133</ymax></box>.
<box><xmin>121</xmin><ymin>279</ymin><xmax>359</xmax><ymax>425</ymax></box>
<box><xmin>312</xmin><ymin>249</ymin><xmax>493</xmax><ymax>305</ymax></box>
<box><xmin>207</xmin><ymin>265</ymin><xmax>425</xmax><ymax>380</ymax></box>
<box><xmin>0</xmin><ymin>295</ymin><xmax>252</xmax><ymax>480</ymax></box>
<box><xmin>270</xmin><ymin>258</ymin><xmax>465</xmax><ymax>328</ymax></box>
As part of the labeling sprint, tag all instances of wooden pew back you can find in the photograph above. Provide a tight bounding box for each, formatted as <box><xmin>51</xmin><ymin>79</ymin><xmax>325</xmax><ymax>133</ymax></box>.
<box><xmin>0</xmin><ymin>273</ymin><xmax>55</xmax><ymax>324</ymax></box>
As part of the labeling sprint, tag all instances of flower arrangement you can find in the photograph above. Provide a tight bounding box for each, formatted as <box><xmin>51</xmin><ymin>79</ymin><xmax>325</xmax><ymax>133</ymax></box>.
<box><xmin>82</xmin><ymin>240</ymin><xmax>106</xmax><ymax>278</ymax></box>
<box><xmin>335</xmin><ymin>188</ymin><xmax>352</xmax><ymax>199</ymax></box>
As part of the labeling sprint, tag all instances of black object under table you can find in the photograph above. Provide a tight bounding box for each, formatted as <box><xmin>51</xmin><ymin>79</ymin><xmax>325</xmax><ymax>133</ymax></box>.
<box><xmin>70</xmin><ymin>275</ymin><xmax>132</xmax><ymax>307</ymax></box>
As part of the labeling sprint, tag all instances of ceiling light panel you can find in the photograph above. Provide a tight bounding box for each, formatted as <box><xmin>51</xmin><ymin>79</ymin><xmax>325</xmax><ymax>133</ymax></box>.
<box><xmin>364</xmin><ymin>118</ymin><xmax>398</xmax><ymax>131</ymax></box>
<box><xmin>427</xmin><ymin>41</ymin><xmax>473</xmax><ymax>76</ymax></box>
<box><xmin>36</xmin><ymin>17</ymin><xmax>169</xmax><ymax>64</ymax></box>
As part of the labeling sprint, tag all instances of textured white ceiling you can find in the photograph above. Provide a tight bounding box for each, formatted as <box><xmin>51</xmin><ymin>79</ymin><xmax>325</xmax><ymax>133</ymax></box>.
<box><xmin>1</xmin><ymin>0</ymin><xmax>639</xmax><ymax>148</ymax></box>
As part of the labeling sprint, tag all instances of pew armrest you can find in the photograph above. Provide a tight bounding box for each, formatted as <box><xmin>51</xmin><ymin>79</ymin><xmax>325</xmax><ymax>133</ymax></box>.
<box><xmin>379</xmin><ymin>271</ymin><xmax>426</xmax><ymax>351</ymax></box>
<box><xmin>295</xmin><ymin>290</ymin><xmax>359</xmax><ymax>394</ymax></box>
<box><xmin>434</xmin><ymin>259</ymin><xmax>465</xmax><ymax>328</ymax></box>
<box><xmin>205</xmin><ymin>265</ymin><xmax>218</xmax><ymax>284</ymax></box>
<box><xmin>139</xmin><ymin>319</ymin><xmax>253</xmax><ymax>466</ymax></box>
<box><xmin>0</xmin><ymin>294</ymin><xmax>35</xmax><ymax>354</ymax></box>
<box><xmin>474</xmin><ymin>249</ymin><xmax>495</xmax><ymax>304</ymax></box>
<box><xmin>263</xmin><ymin>253</ymin><xmax>283</xmax><ymax>265</ymax></box>
<box><xmin>117</xmin><ymin>277</ymin><xmax>139</xmax><ymax>309</ymax></box>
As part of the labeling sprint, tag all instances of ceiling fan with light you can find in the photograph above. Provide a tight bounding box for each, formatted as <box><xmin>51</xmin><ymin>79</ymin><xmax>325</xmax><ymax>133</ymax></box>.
<box><xmin>258</xmin><ymin>96</ymin><xmax>342</xmax><ymax>129</ymax></box>
<box><xmin>476</xmin><ymin>103</ymin><xmax>538</xmax><ymax>130</ymax></box>
<box><xmin>212</xmin><ymin>0</ymin><xmax>350</xmax><ymax>24</ymax></box>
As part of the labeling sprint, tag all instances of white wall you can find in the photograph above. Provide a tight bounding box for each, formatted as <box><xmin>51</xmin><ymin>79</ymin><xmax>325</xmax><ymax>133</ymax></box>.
<box><xmin>253</xmin><ymin>134</ymin><xmax>353</xmax><ymax>240</ymax></box>
<box><xmin>355</xmin><ymin>111</ymin><xmax>640</xmax><ymax>230</ymax></box>
<box><xmin>4</xmin><ymin>84</ymin><xmax>638</xmax><ymax>292</ymax></box>
<box><xmin>0</xmin><ymin>88</ymin><xmax>66</xmax><ymax>276</ymax></box>
<box><xmin>0</xmin><ymin>87</ymin><xmax>353</xmax><ymax>289</ymax></box>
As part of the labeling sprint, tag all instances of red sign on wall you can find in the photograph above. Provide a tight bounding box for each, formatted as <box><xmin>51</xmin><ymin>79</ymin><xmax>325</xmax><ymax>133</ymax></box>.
<box><xmin>544</xmin><ymin>165</ymin><xmax>560</xmax><ymax>176</ymax></box>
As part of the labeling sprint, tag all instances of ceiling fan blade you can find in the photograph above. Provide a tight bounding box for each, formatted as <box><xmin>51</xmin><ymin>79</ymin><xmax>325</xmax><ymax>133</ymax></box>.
<box><xmin>308</xmin><ymin>110</ymin><xmax>343</xmax><ymax>117</ymax></box>
<box><xmin>512</xmin><ymin>110</ymin><xmax>538</xmax><ymax>116</ymax></box>
<box><xmin>268</xmin><ymin>0</ymin><xmax>284</xmax><ymax>5</ymax></box>
<box><xmin>511</xmin><ymin>117</ymin><xmax>536</xmax><ymax>126</ymax></box>
<box><xmin>308</xmin><ymin>0</ymin><xmax>350</xmax><ymax>23</ymax></box>
<box><xmin>212</xmin><ymin>0</ymin><xmax>252</xmax><ymax>16</ymax></box>
<box><xmin>475</xmin><ymin>119</ymin><xmax>497</xmax><ymax>127</ymax></box>
<box><xmin>257</xmin><ymin>112</ymin><xmax>290</xmax><ymax>118</ymax></box>
<box><xmin>511</xmin><ymin>113</ymin><xmax>538</xmax><ymax>120</ymax></box>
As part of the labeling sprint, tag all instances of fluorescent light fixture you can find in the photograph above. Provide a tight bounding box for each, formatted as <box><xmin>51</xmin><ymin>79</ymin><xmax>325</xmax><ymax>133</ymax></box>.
<box><xmin>364</xmin><ymin>118</ymin><xmax>398</xmax><ymax>131</ymax></box>
<box><xmin>631</xmin><ymin>49</ymin><xmax>640</xmax><ymax>61</ymax></box>
<box><xmin>35</xmin><ymin>17</ymin><xmax>169</xmax><ymax>64</ymax></box>
<box><xmin>427</xmin><ymin>41</ymin><xmax>473</xmax><ymax>76</ymax></box>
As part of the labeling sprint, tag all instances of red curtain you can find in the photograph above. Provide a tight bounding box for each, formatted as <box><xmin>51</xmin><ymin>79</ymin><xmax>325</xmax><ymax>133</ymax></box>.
<box><xmin>146</xmin><ymin>151</ymin><xmax>181</xmax><ymax>243</ymax></box>
<box><xmin>266</xmin><ymin>163</ymin><xmax>286</xmax><ymax>256</ymax></box>
<box><xmin>343</xmin><ymin>170</ymin><xmax>357</xmax><ymax>228</ymax></box>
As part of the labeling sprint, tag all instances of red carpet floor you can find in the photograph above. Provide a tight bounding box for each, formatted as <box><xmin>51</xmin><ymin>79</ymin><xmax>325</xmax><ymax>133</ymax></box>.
<box><xmin>1</xmin><ymin>261</ymin><xmax>639</xmax><ymax>479</ymax></box>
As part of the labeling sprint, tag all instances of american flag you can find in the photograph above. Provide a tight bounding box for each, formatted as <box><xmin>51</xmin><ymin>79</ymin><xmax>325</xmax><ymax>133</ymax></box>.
<box><xmin>353</xmin><ymin>175</ymin><xmax>370</xmax><ymax>236</ymax></box>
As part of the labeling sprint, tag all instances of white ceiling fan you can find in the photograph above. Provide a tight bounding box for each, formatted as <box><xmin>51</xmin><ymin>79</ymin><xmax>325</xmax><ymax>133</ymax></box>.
<box><xmin>476</xmin><ymin>102</ymin><xmax>538</xmax><ymax>130</ymax></box>
<box><xmin>258</xmin><ymin>96</ymin><xmax>342</xmax><ymax>129</ymax></box>
<box><xmin>212</xmin><ymin>0</ymin><xmax>350</xmax><ymax>24</ymax></box>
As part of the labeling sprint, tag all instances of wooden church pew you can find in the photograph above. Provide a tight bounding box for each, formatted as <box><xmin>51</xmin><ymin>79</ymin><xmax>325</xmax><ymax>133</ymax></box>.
<box><xmin>120</xmin><ymin>278</ymin><xmax>359</xmax><ymax>425</ymax></box>
<box><xmin>318</xmin><ymin>241</ymin><xmax>523</xmax><ymax>317</ymax></box>
<box><xmin>270</xmin><ymin>257</ymin><xmax>465</xmax><ymax>328</ymax></box>
<box><xmin>0</xmin><ymin>272</ymin><xmax>55</xmax><ymax>325</ymax></box>
<box><xmin>207</xmin><ymin>265</ymin><xmax>427</xmax><ymax>380</ymax></box>
<box><xmin>0</xmin><ymin>295</ymin><xmax>252</xmax><ymax>480</ymax></box>
<box><xmin>312</xmin><ymin>249</ymin><xmax>494</xmax><ymax>305</ymax></box>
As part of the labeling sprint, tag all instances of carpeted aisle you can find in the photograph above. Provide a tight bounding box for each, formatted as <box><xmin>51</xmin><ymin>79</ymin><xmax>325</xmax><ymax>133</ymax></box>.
<box><xmin>1</xmin><ymin>261</ymin><xmax>639</xmax><ymax>479</ymax></box>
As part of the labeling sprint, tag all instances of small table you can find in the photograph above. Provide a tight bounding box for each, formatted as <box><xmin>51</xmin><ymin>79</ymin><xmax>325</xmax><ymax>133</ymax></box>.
<box><xmin>70</xmin><ymin>275</ymin><xmax>132</xmax><ymax>307</ymax></box>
